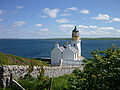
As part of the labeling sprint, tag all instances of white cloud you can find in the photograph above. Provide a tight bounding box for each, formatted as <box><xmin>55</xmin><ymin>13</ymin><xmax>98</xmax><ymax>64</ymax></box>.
<box><xmin>92</xmin><ymin>14</ymin><xmax>110</xmax><ymax>20</ymax></box>
<box><xmin>78</xmin><ymin>25</ymin><xmax>89</xmax><ymax>29</ymax></box>
<box><xmin>80</xmin><ymin>9</ymin><xmax>89</xmax><ymax>14</ymax></box>
<box><xmin>97</xmin><ymin>27</ymin><xmax>114</xmax><ymax>30</ymax></box>
<box><xmin>0</xmin><ymin>10</ymin><xmax>6</xmax><ymax>15</ymax></box>
<box><xmin>0</xmin><ymin>18</ymin><xmax>3</xmax><ymax>22</ymax></box>
<box><xmin>16</xmin><ymin>5</ymin><xmax>24</xmax><ymax>9</ymax></box>
<box><xmin>40</xmin><ymin>28</ymin><xmax>49</xmax><ymax>31</ymax></box>
<box><xmin>34</xmin><ymin>24</ymin><xmax>43</xmax><ymax>27</ymax></box>
<box><xmin>65</xmin><ymin>7</ymin><xmax>78</xmax><ymax>11</ymax></box>
<box><xmin>112</xmin><ymin>18</ymin><xmax>120</xmax><ymax>22</ymax></box>
<box><xmin>116</xmin><ymin>30</ymin><xmax>120</xmax><ymax>32</ymax></box>
<box><xmin>40</xmin><ymin>15</ymin><xmax>48</xmax><ymax>18</ymax></box>
<box><xmin>42</xmin><ymin>8</ymin><xmax>60</xmax><ymax>18</ymax></box>
<box><xmin>78</xmin><ymin>25</ymin><xmax>114</xmax><ymax>30</ymax></box>
<box><xmin>59</xmin><ymin>24</ymin><xmax>74</xmax><ymax>30</ymax></box>
<box><xmin>13</xmin><ymin>21</ymin><xmax>26</xmax><ymax>27</ymax></box>
<box><xmin>80</xmin><ymin>29</ymin><xmax>120</xmax><ymax>38</ymax></box>
<box><xmin>107</xmin><ymin>18</ymin><xmax>120</xmax><ymax>23</ymax></box>
<box><xmin>56</xmin><ymin>19</ymin><xmax>70</xmax><ymax>23</ymax></box>
<box><xmin>60</xmin><ymin>13</ymin><xmax>71</xmax><ymax>16</ymax></box>
<box><xmin>89</xmin><ymin>25</ymin><xmax>98</xmax><ymax>29</ymax></box>
<box><xmin>78</xmin><ymin>25</ymin><xmax>97</xmax><ymax>29</ymax></box>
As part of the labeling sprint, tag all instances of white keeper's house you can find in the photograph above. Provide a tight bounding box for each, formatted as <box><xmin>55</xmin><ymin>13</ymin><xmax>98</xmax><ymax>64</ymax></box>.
<box><xmin>51</xmin><ymin>26</ymin><xmax>84</xmax><ymax>66</ymax></box>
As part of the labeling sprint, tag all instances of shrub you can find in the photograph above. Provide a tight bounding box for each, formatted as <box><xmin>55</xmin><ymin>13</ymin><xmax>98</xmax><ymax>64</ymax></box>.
<box><xmin>69</xmin><ymin>46</ymin><xmax>120</xmax><ymax>90</ymax></box>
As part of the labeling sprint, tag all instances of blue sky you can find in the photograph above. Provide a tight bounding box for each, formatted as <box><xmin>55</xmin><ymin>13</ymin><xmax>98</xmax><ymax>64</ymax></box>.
<box><xmin>0</xmin><ymin>0</ymin><xmax>120</xmax><ymax>38</ymax></box>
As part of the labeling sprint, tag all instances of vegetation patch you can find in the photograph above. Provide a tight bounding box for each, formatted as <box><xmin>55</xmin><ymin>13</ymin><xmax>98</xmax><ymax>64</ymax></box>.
<box><xmin>0</xmin><ymin>52</ymin><xmax>47</xmax><ymax>66</ymax></box>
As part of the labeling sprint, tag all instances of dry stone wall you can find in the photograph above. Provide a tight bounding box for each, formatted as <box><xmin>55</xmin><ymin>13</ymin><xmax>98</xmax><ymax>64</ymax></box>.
<box><xmin>0</xmin><ymin>65</ymin><xmax>83</xmax><ymax>88</ymax></box>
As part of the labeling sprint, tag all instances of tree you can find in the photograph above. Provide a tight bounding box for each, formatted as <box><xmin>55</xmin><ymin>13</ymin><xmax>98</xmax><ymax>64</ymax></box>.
<box><xmin>68</xmin><ymin>46</ymin><xmax>120</xmax><ymax>90</ymax></box>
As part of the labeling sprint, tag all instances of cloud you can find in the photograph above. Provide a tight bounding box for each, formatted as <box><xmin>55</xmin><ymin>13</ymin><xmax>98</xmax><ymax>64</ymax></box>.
<box><xmin>65</xmin><ymin>7</ymin><xmax>78</xmax><ymax>12</ymax></box>
<box><xmin>42</xmin><ymin>8</ymin><xmax>60</xmax><ymax>18</ymax></box>
<box><xmin>78</xmin><ymin>25</ymin><xmax>97</xmax><ymax>29</ymax></box>
<box><xmin>89</xmin><ymin>25</ymin><xmax>98</xmax><ymax>29</ymax></box>
<box><xmin>97</xmin><ymin>26</ymin><xmax>114</xmax><ymax>30</ymax></box>
<box><xmin>40</xmin><ymin>28</ymin><xmax>49</xmax><ymax>31</ymax></box>
<box><xmin>40</xmin><ymin>15</ymin><xmax>48</xmax><ymax>18</ymax></box>
<box><xmin>107</xmin><ymin>17</ymin><xmax>120</xmax><ymax>23</ymax></box>
<box><xmin>16</xmin><ymin>5</ymin><xmax>24</xmax><ymax>9</ymax></box>
<box><xmin>80</xmin><ymin>29</ymin><xmax>120</xmax><ymax>38</ymax></box>
<box><xmin>78</xmin><ymin>25</ymin><xmax>114</xmax><ymax>30</ymax></box>
<box><xmin>80</xmin><ymin>9</ymin><xmax>89</xmax><ymax>14</ymax></box>
<box><xmin>112</xmin><ymin>18</ymin><xmax>120</xmax><ymax>22</ymax></box>
<box><xmin>60</xmin><ymin>13</ymin><xmax>71</xmax><ymax>16</ymax></box>
<box><xmin>116</xmin><ymin>30</ymin><xmax>120</xmax><ymax>32</ymax></box>
<box><xmin>78</xmin><ymin>25</ymin><xmax>89</xmax><ymax>29</ymax></box>
<box><xmin>0</xmin><ymin>10</ymin><xmax>6</xmax><ymax>15</ymax></box>
<box><xmin>92</xmin><ymin>14</ymin><xmax>110</xmax><ymax>20</ymax></box>
<box><xmin>56</xmin><ymin>19</ymin><xmax>70</xmax><ymax>23</ymax></box>
<box><xmin>0</xmin><ymin>18</ymin><xmax>3</xmax><ymax>22</ymax></box>
<box><xmin>13</xmin><ymin>21</ymin><xmax>26</xmax><ymax>27</ymax></box>
<box><xmin>111</xmin><ymin>18</ymin><xmax>120</xmax><ymax>22</ymax></box>
<box><xmin>34</xmin><ymin>24</ymin><xmax>43</xmax><ymax>27</ymax></box>
<box><xmin>59</xmin><ymin>24</ymin><xmax>74</xmax><ymax>30</ymax></box>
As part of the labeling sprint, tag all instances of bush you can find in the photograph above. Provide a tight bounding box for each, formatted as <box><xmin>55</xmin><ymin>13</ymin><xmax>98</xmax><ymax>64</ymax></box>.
<box><xmin>68</xmin><ymin>46</ymin><xmax>120</xmax><ymax>90</ymax></box>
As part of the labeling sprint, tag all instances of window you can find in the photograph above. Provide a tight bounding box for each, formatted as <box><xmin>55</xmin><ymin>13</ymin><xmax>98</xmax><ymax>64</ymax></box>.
<box><xmin>74</xmin><ymin>44</ymin><xmax>75</xmax><ymax>46</ymax></box>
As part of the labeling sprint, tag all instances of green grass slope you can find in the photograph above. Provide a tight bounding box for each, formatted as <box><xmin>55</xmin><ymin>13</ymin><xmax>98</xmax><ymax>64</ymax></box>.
<box><xmin>0</xmin><ymin>52</ymin><xmax>46</xmax><ymax>65</ymax></box>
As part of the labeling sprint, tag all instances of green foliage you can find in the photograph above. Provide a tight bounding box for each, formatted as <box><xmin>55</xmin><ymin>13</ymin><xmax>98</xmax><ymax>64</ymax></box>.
<box><xmin>37</xmin><ymin>66</ymin><xmax>45</xmax><ymax>80</ymax></box>
<box><xmin>24</xmin><ymin>61</ymin><xmax>34</xmax><ymax>79</ymax></box>
<box><xmin>68</xmin><ymin>46</ymin><xmax>120</xmax><ymax>90</ymax></box>
<box><xmin>0</xmin><ymin>52</ymin><xmax>10</xmax><ymax>65</ymax></box>
<box><xmin>17</xmin><ymin>65</ymin><xmax>51</xmax><ymax>90</ymax></box>
<box><xmin>17</xmin><ymin>73</ymin><xmax>73</xmax><ymax>90</ymax></box>
<box><xmin>0</xmin><ymin>52</ymin><xmax>46</xmax><ymax>65</ymax></box>
<box><xmin>18</xmin><ymin>75</ymin><xmax>51</xmax><ymax>90</ymax></box>
<box><xmin>52</xmin><ymin>75</ymin><xmax>69</xmax><ymax>90</ymax></box>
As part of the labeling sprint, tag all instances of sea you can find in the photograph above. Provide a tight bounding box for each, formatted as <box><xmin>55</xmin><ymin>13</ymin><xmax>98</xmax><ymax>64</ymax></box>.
<box><xmin>0</xmin><ymin>39</ymin><xmax>120</xmax><ymax>59</ymax></box>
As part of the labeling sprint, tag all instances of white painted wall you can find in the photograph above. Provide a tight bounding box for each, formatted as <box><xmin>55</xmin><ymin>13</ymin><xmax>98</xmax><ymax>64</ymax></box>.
<box><xmin>51</xmin><ymin>44</ymin><xmax>63</xmax><ymax>65</ymax></box>
<box><xmin>63</xmin><ymin>46</ymin><xmax>75</xmax><ymax>60</ymax></box>
<box><xmin>71</xmin><ymin>40</ymin><xmax>81</xmax><ymax>56</ymax></box>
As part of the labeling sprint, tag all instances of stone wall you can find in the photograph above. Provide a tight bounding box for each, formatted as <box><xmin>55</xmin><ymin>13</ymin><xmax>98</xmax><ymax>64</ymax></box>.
<box><xmin>62</xmin><ymin>59</ymin><xmax>83</xmax><ymax>66</ymax></box>
<box><xmin>0</xmin><ymin>65</ymin><xmax>83</xmax><ymax>88</ymax></box>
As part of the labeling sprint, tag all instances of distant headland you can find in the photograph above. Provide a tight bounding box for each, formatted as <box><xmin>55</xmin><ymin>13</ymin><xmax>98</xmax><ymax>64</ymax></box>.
<box><xmin>45</xmin><ymin>38</ymin><xmax>120</xmax><ymax>40</ymax></box>
<box><xmin>0</xmin><ymin>37</ymin><xmax>120</xmax><ymax>40</ymax></box>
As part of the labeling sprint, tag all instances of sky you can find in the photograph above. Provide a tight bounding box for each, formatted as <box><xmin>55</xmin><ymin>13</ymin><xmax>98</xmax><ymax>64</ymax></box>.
<box><xmin>0</xmin><ymin>0</ymin><xmax>120</xmax><ymax>38</ymax></box>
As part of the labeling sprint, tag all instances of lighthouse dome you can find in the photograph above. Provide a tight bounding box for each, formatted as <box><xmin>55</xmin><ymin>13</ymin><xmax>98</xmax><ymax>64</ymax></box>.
<box><xmin>72</xmin><ymin>26</ymin><xmax>79</xmax><ymax>39</ymax></box>
<box><xmin>72</xmin><ymin>26</ymin><xmax>79</xmax><ymax>32</ymax></box>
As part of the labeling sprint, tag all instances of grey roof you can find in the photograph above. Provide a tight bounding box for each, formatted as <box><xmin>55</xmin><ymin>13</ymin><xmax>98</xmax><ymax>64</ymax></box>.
<box><xmin>60</xmin><ymin>46</ymin><xmax>65</xmax><ymax>51</ymax></box>
<box><xmin>71</xmin><ymin>47</ymin><xmax>78</xmax><ymax>53</ymax></box>
<box><xmin>60</xmin><ymin>45</ymin><xmax>78</xmax><ymax>53</ymax></box>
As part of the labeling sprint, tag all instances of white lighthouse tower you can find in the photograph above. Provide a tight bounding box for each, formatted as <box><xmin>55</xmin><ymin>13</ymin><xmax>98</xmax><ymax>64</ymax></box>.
<box><xmin>71</xmin><ymin>26</ymin><xmax>81</xmax><ymax>57</ymax></box>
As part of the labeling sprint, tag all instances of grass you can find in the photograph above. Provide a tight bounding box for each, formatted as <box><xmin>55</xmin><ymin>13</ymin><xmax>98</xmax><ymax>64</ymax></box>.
<box><xmin>52</xmin><ymin>74</ymin><xmax>75</xmax><ymax>90</ymax></box>
<box><xmin>0</xmin><ymin>52</ymin><xmax>47</xmax><ymax>66</ymax></box>
<box><xmin>16</xmin><ymin>73</ymin><xmax>75</xmax><ymax>90</ymax></box>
